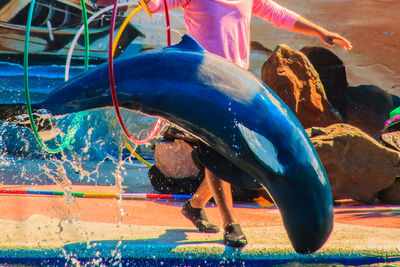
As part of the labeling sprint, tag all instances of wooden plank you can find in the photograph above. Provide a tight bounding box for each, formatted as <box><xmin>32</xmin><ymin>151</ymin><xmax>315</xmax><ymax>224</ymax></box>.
<box><xmin>0</xmin><ymin>0</ymin><xmax>30</xmax><ymax>22</ymax></box>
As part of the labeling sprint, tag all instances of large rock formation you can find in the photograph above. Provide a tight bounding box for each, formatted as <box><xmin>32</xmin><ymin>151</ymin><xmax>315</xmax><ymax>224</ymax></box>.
<box><xmin>299</xmin><ymin>46</ymin><xmax>393</xmax><ymax>137</ymax></box>
<box><xmin>261</xmin><ymin>44</ymin><xmax>341</xmax><ymax>129</ymax></box>
<box><xmin>259</xmin><ymin>44</ymin><xmax>400</xmax><ymax>204</ymax></box>
<box><xmin>299</xmin><ymin>46</ymin><xmax>348</xmax><ymax>116</ymax></box>
<box><xmin>307</xmin><ymin>124</ymin><xmax>399</xmax><ymax>204</ymax></box>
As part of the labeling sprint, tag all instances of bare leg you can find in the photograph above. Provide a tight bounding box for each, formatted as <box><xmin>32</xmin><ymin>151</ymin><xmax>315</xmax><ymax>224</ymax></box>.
<box><xmin>189</xmin><ymin>177</ymin><xmax>213</xmax><ymax>209</ymax></box>
<box><xmin>182</xmin><ymin>167</ymin><xmax>247</xmax><ymax>247</ymax></box>
<box><xmin>181</xmin><ymin>171</ymin><xmax>219</xmax><ymax>233</ymax></box>
<box><xmin>204</xmin><ymin>168</ymin><xmax>247</xmax><ymax>248</ymax></box>
<box><xmin>204</xmin><ymin>168</ymin><xmax>237</xmax><ymax>227</ymax></box>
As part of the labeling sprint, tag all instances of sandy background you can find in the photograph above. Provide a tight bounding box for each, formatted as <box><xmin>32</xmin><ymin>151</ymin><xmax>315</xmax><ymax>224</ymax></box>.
<box><xmin>133</xmin><ymin>0</ymin><xmax>400</xmax><ymax>96</ymax></box>
<box><xmin>251</xmin><ymin>0</ymin><xmax>400</xmax><ymax>96</ymax></box>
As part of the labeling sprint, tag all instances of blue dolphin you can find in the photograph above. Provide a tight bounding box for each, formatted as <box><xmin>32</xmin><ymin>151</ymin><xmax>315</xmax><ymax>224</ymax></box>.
<box><xmin>2</xmin><ymin>35</ymin><xmax>333</xmax><ymax>254</ymax></box>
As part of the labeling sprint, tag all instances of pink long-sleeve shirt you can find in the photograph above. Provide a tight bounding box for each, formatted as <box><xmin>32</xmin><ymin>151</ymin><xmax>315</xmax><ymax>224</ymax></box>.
<box><xmin>146</xmin><ymin>0</ymin><xmax>299</xmax><ymax>69</ymax></box>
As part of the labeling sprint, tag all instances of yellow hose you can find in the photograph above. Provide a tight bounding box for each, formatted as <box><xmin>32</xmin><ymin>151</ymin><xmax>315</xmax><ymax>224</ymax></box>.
<box><xmin>138</xmin><ymin>0</ymin><xmax>153</xmax><ymax>18</ymax></box>
<box><xmin>112</xmin><ymin>0</ymin><xmax>152</xmax><ymax>57</ymax></box>
<box><xmin>112</xmin><ymin>5</ymin><xmax>142</xmax><ymax>57</ymax></box>
<box><xmin>124</xmin><ymin>137</ymin><xmax>153</xmax><ymax>168</ymax></box>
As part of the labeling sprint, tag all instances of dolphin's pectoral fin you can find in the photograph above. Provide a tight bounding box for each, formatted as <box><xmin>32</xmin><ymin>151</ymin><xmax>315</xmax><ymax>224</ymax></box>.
<box><xmin>237</xmin><ymin>123</ymin><xmax>333</xmax><ymax>254</ymax></box>
<box><xmin>237</xmin><ymin>123</ymin><xmax>285</xmax><ymax>175</ymax></box>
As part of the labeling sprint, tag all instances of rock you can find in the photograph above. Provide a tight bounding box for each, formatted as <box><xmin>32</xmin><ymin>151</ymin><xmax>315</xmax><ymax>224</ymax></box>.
<box><xmin>261</xmin><ymin>44</ymin><xmax>341</xmax><ymax>129</ymax></box>
<box><xmin>378</xmin><ymin>178</ymin><xmax>400</xmax><ymax>204</ymax></box>
<box><xmin>250</xmin><ymin>41</ymin><xmax>273</xmax><ymax>54</ymax></box>
<box><xmin>381</xmin><ymin>127</ymin><xmax>400</xmax><ymax>151</ymax></box>
<box><xmin>343</xmin><ymin>85</ymin><xmax>393</xmax><ymax>137</ymax></box>
<box><xmin>307</xmin><ymin>123</ymin><xmax>400</xmax><ymax>204</ymax></box>
<box><xmin>300</xmin><ymin>47</ymin><xmax>395</xmax><ymax>137</ymax></box>
<box><xmin>154</xmin><ymin>139</ymin><xmax>201</xmax><ymax>178</ymax></box>
<box><xmin>299</xmin><ymin>46</ymin><xmax>348</xmax><ymax>116</ymax></box>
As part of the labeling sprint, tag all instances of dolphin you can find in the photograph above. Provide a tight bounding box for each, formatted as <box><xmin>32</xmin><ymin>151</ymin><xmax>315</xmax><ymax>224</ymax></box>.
<box><xmin>0</xmin><ymin>34</ymin><xmax>333</xmax><ymax>254</ymax></box>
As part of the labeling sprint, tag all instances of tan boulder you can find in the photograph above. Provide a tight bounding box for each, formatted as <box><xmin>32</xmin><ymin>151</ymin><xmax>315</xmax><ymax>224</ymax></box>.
<box><xmin>299</xmin><ymin>46</ymin><xmax>348</xmax><ymax>116</ymax></box>
<box><xmin>154</xmin><ymin>139</ymin><xmax>200</xmax><ymax>178</ymax></box>
<box><xmin>381</xmin><ymin>129</ymin><xmax>400</xmax><ymax>151</ymax></box>
<box><xmin>307</xmin><ymin>124</ymin><xmax>400</xmax><ymax>204</ymax></box>
<box><xmin>261</xmin><ymin>44</ymin><xmax>341</xmax><ymax>129</ymax></box>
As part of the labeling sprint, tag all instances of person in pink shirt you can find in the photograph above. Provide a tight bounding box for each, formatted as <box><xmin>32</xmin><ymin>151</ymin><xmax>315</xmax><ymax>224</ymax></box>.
<box><xmin>145</xmin><ymin>0</ymin><xmax>351</xmax><ymax>68</ymax></box>
<box><xmin>145</xmin><ymin>0</ymin><xmax>351</xmax><ymax>248</ymax></box>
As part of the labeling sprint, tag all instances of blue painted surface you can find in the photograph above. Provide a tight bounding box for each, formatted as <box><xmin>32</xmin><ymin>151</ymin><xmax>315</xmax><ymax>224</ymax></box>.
<box><xmin>2</xmin><ymin>35</ymin><xmax>333</xmax><ymax>254</ymax></box>
<box><xmin>0</xmin><ymin>243</ymin><xmax>398</xmax><ymax>266</ymax></box>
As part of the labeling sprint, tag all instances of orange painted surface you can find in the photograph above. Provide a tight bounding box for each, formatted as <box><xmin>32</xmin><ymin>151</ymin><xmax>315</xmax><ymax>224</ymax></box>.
<box><xmin>0</xmin><ymin>185</ymin><xmax>398</xmax><ymax>229</ymax></box>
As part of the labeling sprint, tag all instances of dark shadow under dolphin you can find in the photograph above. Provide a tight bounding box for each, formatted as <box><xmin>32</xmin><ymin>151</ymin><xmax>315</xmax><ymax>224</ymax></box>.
<box><xmin>0</xmin><ymin>35</ymin><xmax>333</xmax><ymax>254</ymax></box>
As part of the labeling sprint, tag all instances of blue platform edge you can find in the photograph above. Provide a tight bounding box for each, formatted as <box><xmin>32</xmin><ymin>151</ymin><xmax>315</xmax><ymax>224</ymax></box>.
<box><xmin>0</xmin><ymin>242</ymin><xmax>398</xmax><ymax>266</ymax></box>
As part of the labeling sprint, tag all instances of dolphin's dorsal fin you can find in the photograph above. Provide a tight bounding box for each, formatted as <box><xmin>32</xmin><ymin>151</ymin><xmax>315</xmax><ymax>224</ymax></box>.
<box><xmin>238</xmin><ymin>123</ymin><xmax>286</xmax><ymax>176</ymax></box>
<box><xmin>171</xmin><ymin>34</ymin><xmax>205</xmax><ymax>52</ymax></box>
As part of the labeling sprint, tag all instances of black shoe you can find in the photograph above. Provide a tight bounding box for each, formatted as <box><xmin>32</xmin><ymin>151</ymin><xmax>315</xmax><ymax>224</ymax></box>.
<box><xmin>181</xmin><ymin>201</ymin><xmax>220</xmax><ymax>233</ymax></box>
<box><xmin>223</xmin><ymin>223</ymin><xmax>247</xmax><ymax>248</ymax></box>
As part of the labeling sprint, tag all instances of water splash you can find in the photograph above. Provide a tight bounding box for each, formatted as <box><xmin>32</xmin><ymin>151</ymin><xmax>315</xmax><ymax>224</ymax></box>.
<box><xmin>0</xmin><ymin>31</ymin><xmax>167</xmax><ymax>260</ymax></box>
<box><xmin>0</xmin><ymin>107</ymin><xmax>161</xmax><ymax>187</ymax></box>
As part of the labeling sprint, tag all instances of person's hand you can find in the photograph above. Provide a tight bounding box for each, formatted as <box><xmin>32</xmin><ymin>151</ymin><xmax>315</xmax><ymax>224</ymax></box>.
<box><xmin>293</xmin><ymin>17</ymin><xmax>352</xmax><ymax>50</ymax></box>
<box><xmin>320</xmin><ymin>31</ymin><xmax>352</xmax><ymax>50</ymax></box>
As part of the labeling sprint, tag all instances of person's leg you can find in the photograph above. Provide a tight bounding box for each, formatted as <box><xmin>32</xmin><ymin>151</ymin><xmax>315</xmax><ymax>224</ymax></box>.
<box><xmin>181</xmin><ymin>167</ymin><xmax>247</xmax><ymax>247</ymax></box>
<box><xmin>188</xmin><ymin>177</ymin><xmax>213</xmax><ymax>208</ymax></box>
<box><xmin>181</xmin><ymin>177</ymin><xmax>220</xmax><ymax>233</ymax></box>
<box><xmin>204</xmin><ymin>168</ymin><xmax>247</xmax><ymax>248</ymax></box>
<box><xmin>204</xmin><ymin>168</ymin><xmax>236</xmax><ymax>226</ymax></box>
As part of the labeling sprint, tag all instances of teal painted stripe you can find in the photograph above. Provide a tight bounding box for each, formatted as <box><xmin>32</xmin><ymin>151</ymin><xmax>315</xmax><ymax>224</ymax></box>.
<box><xmin>0</xmin><ymin>243</ymin><xmax>398</xmax><ymax>266</ymax></box>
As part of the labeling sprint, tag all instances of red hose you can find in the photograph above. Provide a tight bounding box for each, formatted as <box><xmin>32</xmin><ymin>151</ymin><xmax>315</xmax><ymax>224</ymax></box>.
<box><xmin>109</xmin><ymin>0</ymin><xmax>174</xmax><ymax>145</ymax></box>
<box><xmin>163</xmin><ymin>0</ymin><xmax>171</xmax><ymax>46</ymax></box>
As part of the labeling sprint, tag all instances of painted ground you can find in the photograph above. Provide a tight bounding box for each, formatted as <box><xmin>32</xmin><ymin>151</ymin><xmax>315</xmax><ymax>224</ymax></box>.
<box><xmin>0</xmin><ymin>184</ymin><xmax>398</xmax><ymax>266</ymax></box>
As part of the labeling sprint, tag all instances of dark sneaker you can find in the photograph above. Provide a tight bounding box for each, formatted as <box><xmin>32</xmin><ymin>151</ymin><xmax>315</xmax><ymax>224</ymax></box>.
<box><xmin>181</xmin><ymin>201</ymin><xmax>220</xmax><ymax>233</ymax></box>
<box><xmin>223</xmin><ymin>223</ymin><xmax>247</xmax><ymax>248</ymax></box>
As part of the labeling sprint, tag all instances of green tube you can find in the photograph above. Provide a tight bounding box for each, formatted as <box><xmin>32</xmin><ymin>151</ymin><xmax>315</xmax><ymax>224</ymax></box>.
<box><xmin>80</xmin><ymin>0</ymin><xmax>90</xmax><ymax>70</ymax></box>
<box><xmin>24</xmin><ymin>0</ymin><xmax>62</xmax><ymax>153</ymax></box>
<box><xmin>24</xmin><ymin>0</ymin><xmax>91</xmax><ymax>153</ymax></box>
<box><xmin>71</xmin><ymin>192</ymin><xmax>85</xmax><ymax>198</ymax></box>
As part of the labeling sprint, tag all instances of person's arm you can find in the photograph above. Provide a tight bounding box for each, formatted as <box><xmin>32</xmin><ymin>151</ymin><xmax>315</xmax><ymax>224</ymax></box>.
<box><xmin>253</xmin><ymin>0</ymin><xmax>352</xmax><ymax>50</ymax></box>
<box><xmin>292</xmin><ymin>16</ymin><xmax>352</xmax><ymax>50</ymax></box>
